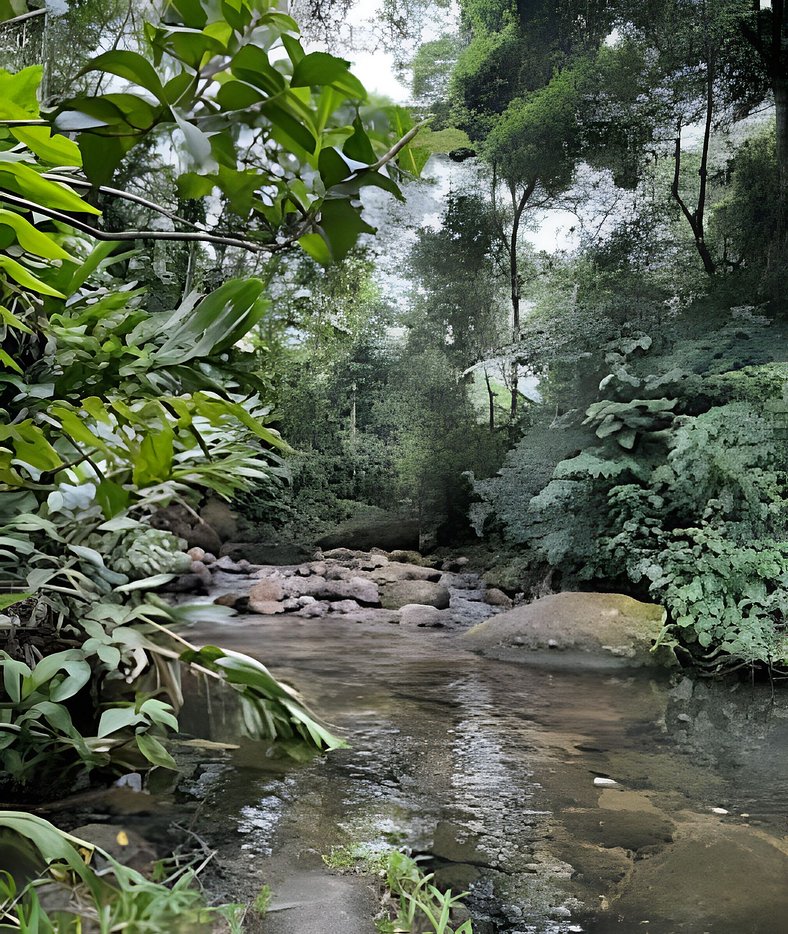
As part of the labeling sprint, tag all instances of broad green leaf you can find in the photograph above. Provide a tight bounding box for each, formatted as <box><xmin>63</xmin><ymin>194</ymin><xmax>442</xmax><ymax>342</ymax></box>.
<box><xmin>0</xmin><ymin>305</ymin><xmax>33</xmax><ymax>334</ymax></box>
<box><xmin>0</xmin><ymin>162</ymin><xmax>100</xmax><ymax>214</ymax></box>
<box><xmin>318</xmin><ymin>198</ymin><xmax>375</xmax><ymax>262</ymax></box>
<box><xmin>290</xmin><ymin>52</ymin><xmax>351</xmax><ymax>89</ymax></box>
<box><xmin>298</xmin><ymin>231</ymin><xmax>332</xmax><ymax>264</ymax></box>
<box><xmin>230</xmin><ymin>44</ymin><xmax>286</xmax><ymax>96</ymax></box>
<box><xmin>139</xmin><ymin>698</ymin><xmax>178</xmax><ymax>731</ymax></box>
<box><xmin>0</xmin><ymin>349</ymin><xmax>21</xmax><ymax>373</ymax></box>
<box><xmin>343</xmin><ymin>116</ymin><xmax>377</xmax><ymax>164</ymax></box>
<box><xmin>98</xmin><ymin>706</ymin><xmax>143</xmax><ymax>737</ymax></box>
<box><xmin>0</xmin><ymin>210</ymin><xmax>73</xmax><ymax>260</ymax></box>
<box><xmin>215</xmin><ymin>79</ymin><xmax>263</xmax><ymax>111</ymax></box>
<box><xmin>96</xmin><ymin>479</ymin><xmax>130</xmax><ymax>520</ymax></box>
<box><xmin>165</xmin><ymin>0</ymin><xmax>208</xmax><ymax>28</ymax></box>
<box><xmin>153</xmin><ymin>25</ymin><xmax>225</xmax><ymax>67</ymax></box>
<box><xmin>318</xmin><ymin>147</ymin><xmax>352</xmax><ymax>188</ymax></box>
<box><xmin>133</xmin><ymin>425</ymin><xmax>174</xmax><ymax>486</ymax></box>
<box><xmin>66</xmin><ymin>240</ymin><xmax>123</xmax><ymax>293</ymax></box>
<box><xmin>0</xmin><ymin>256</ymin><xmax>65</xmax><ymax>296</ymax></box>
<box><xmin>114</xmin><ymin>574</ymin><xmax>175</xmax><ymax>592</ymax></box>
<box><xmin>263</xmin><ymin>100</ymin><xmax>316</xmax><ymax>155</ymax></box>
<box><xmin>0</xmin><ymin>65</ymin><xmax>42</xmax><ymax>114</ymax></box>
<box><xmin>30</xmin><ymin>651</ymin><xmax>91</xmax><ymax>702</ymax></box>
<box><xmin>136</xmin><ymin>733</ymin><xmax>177</xmax><ymax>769</ymax></box>
<box><xmin>221</xmin><ymin>0</ymin><xmax>252</xmax><ymax>32</ymax></box>
<box><xmin>281</xmin><ymin>33</ymin><xmax>304</xmax><ymax>65</ymax></box>
<box><xmin>81</xmin><ymin>50</ymin><xmax>165</xmax><ymax>101</ymax></box>
<box><xmin>0</xmin><ymin>421</ymin><xmax>62</xmax><ymax>471</ymax></box>
<box><xmin>10</xmin><ymin>126</ymin><xmax>82</xmax><ymax>167</ymax></box>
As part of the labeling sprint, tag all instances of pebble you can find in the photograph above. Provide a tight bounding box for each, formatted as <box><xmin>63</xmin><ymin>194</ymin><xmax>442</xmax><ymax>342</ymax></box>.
<box><xmin>593</xmin><ymin>777</ymin><xmax>620</xmax><ymax>787</ymax></box>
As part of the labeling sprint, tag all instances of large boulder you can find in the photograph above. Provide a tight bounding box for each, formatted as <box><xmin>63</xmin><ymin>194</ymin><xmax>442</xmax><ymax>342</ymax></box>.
<box><xmin>316</xmin><ymin>517</ymin><xmax>420</xmax><ymax>552</ymax></box>
<box><xmin>462</xmin><ymin>592</ymin><xmax>671</xmax><ymax>668</ymax></box>
<box><xmin>220</xmin><ymin>542</ymin><xmax>313</xmax><ymax>565</ymax></box>
<box><xmin>381</xmin><ymin>580</ymin><xmax>450</xmax><ymax>610</ymax></box>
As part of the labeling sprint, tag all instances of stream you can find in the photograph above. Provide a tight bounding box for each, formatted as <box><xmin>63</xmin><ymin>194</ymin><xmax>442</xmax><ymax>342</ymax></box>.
<box><xmin>167</xmin><ymin>566</ymin><xmax>788</xmax><ymax>934</ymax></box>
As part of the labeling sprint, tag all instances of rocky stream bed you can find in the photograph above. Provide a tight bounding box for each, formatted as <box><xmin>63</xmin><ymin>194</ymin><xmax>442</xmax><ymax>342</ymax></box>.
<box><xmin>48</xmin><ymin>545</ymin><xmax>788</xmax><ymax>933</ymax></box>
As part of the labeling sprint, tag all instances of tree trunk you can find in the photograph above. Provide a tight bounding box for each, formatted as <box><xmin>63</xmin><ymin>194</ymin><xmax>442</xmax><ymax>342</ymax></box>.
<box><xmin>775</xmin><ymin>75</ymin><xmax>788</xmax><ymax>199</ymax></box>
<box><xmin>484</xmin><ymin>368</ymin><xmax>496</xmax><ymax>431</ymax></box>
<box><xmin>507</xmin><ymin>180</ymin><xmax>535</xmax><ymax>423</ymax></box>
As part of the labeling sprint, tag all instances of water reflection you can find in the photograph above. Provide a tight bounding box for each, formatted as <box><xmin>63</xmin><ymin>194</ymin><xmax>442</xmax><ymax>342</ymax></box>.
<box><xmin>180</xmin><ymin>616</ymin><xmax>788</xmax><ymax>933</ymax></box>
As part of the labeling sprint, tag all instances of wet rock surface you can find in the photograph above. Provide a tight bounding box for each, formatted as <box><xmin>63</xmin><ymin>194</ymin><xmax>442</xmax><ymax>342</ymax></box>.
<box><xmin>193</xmin><ymin>546</ymin><xmax>504</xmax><ymax>630</ymax></box>
<box><xmin>463</xmin><ymin>592</ymin><xmax>671</xmax><ymax>668</ymax></box>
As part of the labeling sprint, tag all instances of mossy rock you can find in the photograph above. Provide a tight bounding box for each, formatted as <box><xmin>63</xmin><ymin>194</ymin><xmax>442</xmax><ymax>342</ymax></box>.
<box><xmin>462</xmin><ymin>592</ymin><xmax>674</xmax><ymax>669</ymax></box>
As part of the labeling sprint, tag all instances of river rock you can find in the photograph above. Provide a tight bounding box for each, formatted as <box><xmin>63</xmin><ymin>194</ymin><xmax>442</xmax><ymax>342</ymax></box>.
<box><xmin>214</xmin><ymin>555</ymin><xmax>248</xmax><ymax>574</ymax></box>
<box><xmin>462</xmin><ymin>592</ymin><xmax>671</xmax><ymax>668</ymax></box>
<box><xmin>442</xmin><ymin>556</ymin><xmax>469</xmax><ymax>571</ymax></box>
<box><xmin>322</xmin><ymin>548</ymin><xmax>361</xmax><ymax>561</ymax></box>
<box><xmin>297</xmin><ymin>602</ymin><xmax>327</xmax><ymax>618</ymax></box>
<box><xmin>608</xmin><ymin>817</ymin><xmax>788</xmax><ymax>930</ymax></box>
<box><xmin>370</xmin><ymin>562</ymin><xmax>442</xmax><ymax>584</ymax></box>
<box><xmin>353</xmin><ymin>553</ymin><xmax>389</xmax><ymax>569</ymax></box>
<box><xmin>389</xmin><ymin>549</ymin><xmax>425</xmax><ymax>566</ymax></box>
<box><xmin>187</xmin><ymin>546</ymin><xmax>206</xmax><ymax>562</ymax></box>
<box><xmin>248</xmin><ymin>598</ymin><xmax>285</xmax><ymax>615</ymax></box>
<box><xmin>186</xmin><ymin>521</ymin><xmax>223</xmax><ymax>556</ymax></box>
<box><xmin>199</xmin><ymin>497</ymin><xmax>238</xmax><ymax>542</ymax></box>
<box><xmin>329</xmin><ymin>599</ymin><xmax>362</xmax><ymax>615</ymax></box>
<box><xmin>382</xmin><ymin>580</ymin><xmax>450</xmax><ymax>610</ymax></box>
<box><xmin>191</xmin><ymin>561</ymin><xmax>213</xmax><ymax>589</ymax></box>
<box><xmin>149</xmin><ymin>503</ymin><xmax>192</xmax><ymax>541</ymax></box>
<box><xmin>249</xmin><ymin>578</ymin><xmax>285</xmax><ymax>603</ymax></box>
<box><xmin>399</xmin><ymin>604</ymin><xmax>450</xmax><ymax>628</ymax></box>
<box><xmin>214</xmin><ymin>593</ymin><xmax>249</xmax><ymax>611</ymax></box>
<box><xmin>484</xmin><ymin>587</ymin><xmax>513</xmax><ymax>609</ymax></box>
<box><xmin>158</xmin><ymin>573</ymin><xmax>209</xmax><ymax>595</ymax></box>
<box><xmin>201</xmin><ymin>551</ymin><xmax>217</xmax><ymax>565</ymax></box>
<box><xmin>284</xmin><ymin>574</ymin><xmax>380</xmax><ymax>605</ymax></box>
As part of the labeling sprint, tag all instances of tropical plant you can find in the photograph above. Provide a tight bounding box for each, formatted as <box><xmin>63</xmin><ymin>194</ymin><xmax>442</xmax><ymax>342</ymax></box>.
<box><xmin>0</xmin><ymin>810</ymin><xmax>244</xmax><ymax>932</ymax></box>
<box><xmin>377</xmin><ymin>850</ymin><xmax>473</xmax><ymax>934</ymax></box>
<box><xmin>0</xmin><ymin>0</ymin><xmax>425</xmax><ymax>786</ymax></box>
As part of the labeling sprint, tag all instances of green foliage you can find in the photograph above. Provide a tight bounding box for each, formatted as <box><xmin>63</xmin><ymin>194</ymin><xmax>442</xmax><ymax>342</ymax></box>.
<box><xmin>484</xmin><ymin>67</ymin><xmax>582</xmax><ymax>194</ymax></box>
<box><xmin>0</xmin><ymin>0</ymin><xmax>427</xmax><ymax>785</ymax></box>
<box><xmin>377</xmin><ymin>850</ymin><xmax>473</xmax><ymax>934</ymax></box>
<box><xmin>478</xmin><ymin>321</ymin><xmax>788</xmax><ymax>667</ymax></box>
<box><xmin>0</xmin><ymin>810</ymin><xmax>242</xmax><ymax>932</ymax></box>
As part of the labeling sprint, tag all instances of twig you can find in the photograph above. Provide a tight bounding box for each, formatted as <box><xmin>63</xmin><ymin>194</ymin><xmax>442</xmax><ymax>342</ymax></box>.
<box><xmin>42</xmin><ymin>174</ymin><xmax>209</xmax><ymax>233</ymax></box>
<box><xmin>0</xmin><ymin>189</ymin><xmax>281</xmax><ymax>254</ymax></box>
<box><xmin>370</xmin><ymin>120</ymin><xmax>429</xmax><ymax>171</ymax></box>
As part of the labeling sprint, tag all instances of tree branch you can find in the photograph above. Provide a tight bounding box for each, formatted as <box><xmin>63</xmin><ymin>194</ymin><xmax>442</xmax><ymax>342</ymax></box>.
<box><xmin>0</xmin><ymin>189</ymin><xmax>286</xmax><ymax>254</ymax></box>
<box><xmin>370</xmin><ymin>120</ymin><xmax>429</xmax><ymax>172</ymax></box>
<box><xmin>42</xmin><ymin>174</ymin><xmax>208</xmax><ymax>233</ymax></box>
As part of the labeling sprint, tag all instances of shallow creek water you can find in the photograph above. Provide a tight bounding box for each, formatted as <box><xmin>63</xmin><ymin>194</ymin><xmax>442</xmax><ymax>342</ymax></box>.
<box><xmin>175</xmin><ymin>592</ymin><xmax>788</xmax><ymax>934</ymax></box>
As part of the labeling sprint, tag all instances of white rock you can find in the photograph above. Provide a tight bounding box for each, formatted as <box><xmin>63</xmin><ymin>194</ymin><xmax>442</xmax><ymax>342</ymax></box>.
<box><xmin>593</xmin><ymin>777</ymin><xmax>620</xmax><ymax>787</ymax></box>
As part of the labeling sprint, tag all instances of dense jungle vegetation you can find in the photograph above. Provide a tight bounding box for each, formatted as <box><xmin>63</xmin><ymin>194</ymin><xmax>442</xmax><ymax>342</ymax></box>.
<box><xmin>0</xmin><ymin>0</ymin><xmax>786</xmax><ymax>928</ymax></box>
